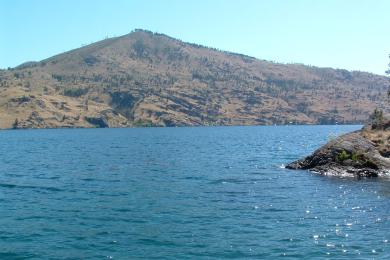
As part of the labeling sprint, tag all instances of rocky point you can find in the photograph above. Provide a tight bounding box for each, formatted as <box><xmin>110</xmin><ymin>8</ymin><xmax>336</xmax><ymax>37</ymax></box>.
<box><xmin>286</xmin><ymin>119</ymin><xmax>390</xmax><ymax>177</ymax></box>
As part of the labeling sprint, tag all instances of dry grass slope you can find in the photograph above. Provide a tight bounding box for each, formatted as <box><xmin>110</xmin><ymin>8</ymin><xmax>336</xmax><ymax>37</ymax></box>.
<box><xmin>0</xmin><ymin>29</ymin><xmax>389</xmax><ymax>129</ymax></box>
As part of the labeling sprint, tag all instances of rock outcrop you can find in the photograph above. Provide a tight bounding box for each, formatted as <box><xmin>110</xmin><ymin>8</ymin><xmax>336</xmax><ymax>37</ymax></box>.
<box><xmin>286</xmin><ymin>121</ymin><xmax>390</xmax><ymax>177</ymax></box>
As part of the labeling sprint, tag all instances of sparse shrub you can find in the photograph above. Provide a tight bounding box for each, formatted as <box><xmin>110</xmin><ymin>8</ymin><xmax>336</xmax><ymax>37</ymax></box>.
<box><xmin>133</xmin><ymin>119</ymin><xmax>156</xmax><ymax>127</ymax></box>
<box><xmin>133</xmin><ymin>40</ymin><xmax>146</xmax><ymax>57</ymax></box>
<box><xmin>12</xmin><ymin>118</ymin><xmax>19</xmax><ymax>129</ymax></box>
<box><xmin>83</xmin><ymin>55</ymin><xmax>99</xmax><ymax>66</ymax></box>
<box><xmin>109</xmin><ymin>91</ymin><xmax>136</xmax><ymax>109</ymax></box>
<box><xmin>370</xmin><ymin>108</ymin><xmax>384</xmax><ymax>130</ymax></box>
<box><xmin>336</xmin><ymin>150</ymin><xmax>350</xmax><ymax>162</ymax></box>
<box><xmin>351</xmin><ymin>152</ymin><xmax>359</xmax><ymax>162</ymax></box>
<box><xmin>63</xmin><ymin>88</ymin><xmax>88</xmax><ymax>97</ymax></box>
<box><xmin>52</xmin><ymin>74</ymin><xmax>64</xmax><ymax>81</ymax></box>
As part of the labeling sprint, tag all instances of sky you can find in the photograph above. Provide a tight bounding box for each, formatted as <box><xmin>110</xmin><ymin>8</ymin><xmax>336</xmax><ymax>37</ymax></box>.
<box><xmin>0</xmin><ymin>0</ymin><xmax>389</xmax><ymax>74</ymax></box>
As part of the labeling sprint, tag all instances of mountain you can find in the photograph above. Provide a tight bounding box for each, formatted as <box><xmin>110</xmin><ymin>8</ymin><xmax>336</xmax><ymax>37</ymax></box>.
<box><xmin>0</xmin><ymin>29</ymin><xmax>389</xmax><ymax>129</ymax></box>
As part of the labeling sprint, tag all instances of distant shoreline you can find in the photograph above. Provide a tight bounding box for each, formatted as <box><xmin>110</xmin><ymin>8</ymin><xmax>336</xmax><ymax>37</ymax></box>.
<box><xmin>2</xmin><ymin>124</ymin><xmax>364</xmax><ymax>131</ymax></box>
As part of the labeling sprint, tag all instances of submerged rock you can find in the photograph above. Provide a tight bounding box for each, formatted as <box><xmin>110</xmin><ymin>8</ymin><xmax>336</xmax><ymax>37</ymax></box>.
<box><xmin>286</xmin><ymin>123</ymin><xmax>390</xmax><ymax>178</ymax></box>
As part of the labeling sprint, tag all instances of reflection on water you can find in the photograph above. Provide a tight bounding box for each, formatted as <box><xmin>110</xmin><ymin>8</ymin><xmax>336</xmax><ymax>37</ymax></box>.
<box><xmin>0</xmin><ymin>125</ymin><xmax>388</xmax><ymax>259</ymax></box>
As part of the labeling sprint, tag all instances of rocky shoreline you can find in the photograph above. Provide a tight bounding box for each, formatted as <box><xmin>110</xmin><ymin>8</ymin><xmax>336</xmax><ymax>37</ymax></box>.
<box><xmin>286</xmin><ymin>121</ymin><xmax>390</xmax><ymax>178</ymax></box>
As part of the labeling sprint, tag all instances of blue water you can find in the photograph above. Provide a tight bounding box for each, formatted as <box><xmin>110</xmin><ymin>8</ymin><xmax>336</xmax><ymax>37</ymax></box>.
<box><xmin>0</xmin><ymin>125</ymin><xmax>389</xmax><ymax>259</ymax></box>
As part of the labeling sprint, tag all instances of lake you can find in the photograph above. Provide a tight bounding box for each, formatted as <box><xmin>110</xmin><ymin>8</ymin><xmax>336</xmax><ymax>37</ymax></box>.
<box><xmin>0</xmin><ymin>125</ymin><xmax>389</xmax><ymax>259</ymax></box>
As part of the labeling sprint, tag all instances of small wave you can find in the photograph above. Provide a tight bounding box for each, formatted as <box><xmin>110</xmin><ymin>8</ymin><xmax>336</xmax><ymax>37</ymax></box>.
<box><xmin>81</xmin><ymin>178</ymin><xmax>97</xmax><ymax>182</ymax></box>
<box><xmin>379</xmin><ymin>170</ymin><xmax>390</xmax><ymax>178</ymax></box>
<box><xmin>0</xmin><ymin>252</ymin><xmax>38</xmax><ymax>259</ymax></box>
<box><xmin>208</xmin><ymin>178</ymin><xmax>247</xmax><ymax>185</ymax></box>
<box><xmin>279</xmin><ymin>164</ymin><xmax>286</xmax><ymax>169</ymax></box>
<box><xmin>137</xmin><ymin>238</ymin><xmax>178</xmax><ymax>247</ymax></box>
<box><xmin>15</xmin><ymin>215</ymin><xmax>47</xmax><ymax>221</ymax></box>
<box><xmin>0</xmin><ymin>183</ymin><xmax>62</xmax><ymax>192</ymax></box>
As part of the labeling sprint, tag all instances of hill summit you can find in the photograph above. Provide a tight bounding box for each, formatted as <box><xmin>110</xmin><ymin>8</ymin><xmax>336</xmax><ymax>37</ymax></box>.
<box><xmin>0</xmin><ymin>29</ymin><xmax>389</xmax><ymax>128</ymax></box>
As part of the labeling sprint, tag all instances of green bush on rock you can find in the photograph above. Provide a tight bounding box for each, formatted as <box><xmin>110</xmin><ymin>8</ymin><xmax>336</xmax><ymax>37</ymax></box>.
<box><xmin>336</xmin><ymin>150</ymin><xmax>350</xmax><ymax>162</ymax></box>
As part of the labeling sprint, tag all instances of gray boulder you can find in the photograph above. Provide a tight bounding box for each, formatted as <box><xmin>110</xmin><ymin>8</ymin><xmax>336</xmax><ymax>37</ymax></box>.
<box><xmin>286</xmin><ymin>131</ymin><xmax>390</xmax><ymax>178</ymax></box>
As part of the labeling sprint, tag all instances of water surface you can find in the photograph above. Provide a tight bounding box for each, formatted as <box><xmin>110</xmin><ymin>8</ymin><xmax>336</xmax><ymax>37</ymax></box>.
<box><xmin>0</xmin><ymin>125</ymin><xmax>389</xmax><ymax>259</ymax></box>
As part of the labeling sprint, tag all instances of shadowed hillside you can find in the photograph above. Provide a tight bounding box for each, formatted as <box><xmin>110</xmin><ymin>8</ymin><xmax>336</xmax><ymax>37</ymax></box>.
<box><xmin>0</xmin><ymin>29</ymin><xmax>389</xmax><ymax>128</ymax></box>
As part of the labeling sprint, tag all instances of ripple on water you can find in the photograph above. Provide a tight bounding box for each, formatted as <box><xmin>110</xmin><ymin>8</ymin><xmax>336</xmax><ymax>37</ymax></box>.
<box><xmin>0</xmin><ymin>125</ymin><xmax>388</xmax><ymax>259</ymax></box>
<box><xmin>0</xmin><ymin>182</ymin><xmax>63</xmax><ymax>192</ymax></box>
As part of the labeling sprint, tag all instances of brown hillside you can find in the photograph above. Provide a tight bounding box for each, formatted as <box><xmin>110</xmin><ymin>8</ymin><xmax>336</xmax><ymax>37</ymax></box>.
<box><xmin>0</xmin><ymin>29</ymin><xmax>389</xmax><ymax>128</ymax></box>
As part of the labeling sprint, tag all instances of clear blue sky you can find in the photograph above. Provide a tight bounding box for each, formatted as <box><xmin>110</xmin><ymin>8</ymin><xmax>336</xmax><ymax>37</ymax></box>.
<box><xmin>1</xmin><ymin>0</ymin><xmax>389</xmax><ymax>74</ymax></box>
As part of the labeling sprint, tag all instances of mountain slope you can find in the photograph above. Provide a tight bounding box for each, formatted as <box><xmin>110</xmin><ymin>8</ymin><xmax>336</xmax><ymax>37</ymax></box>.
<box><xmin>0</xmin><ymin>29</ymin><xmax>389</xmax><ymax>128</ymax></box>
